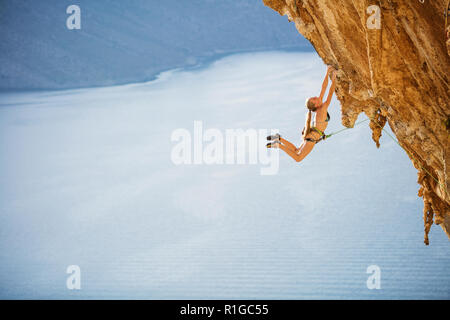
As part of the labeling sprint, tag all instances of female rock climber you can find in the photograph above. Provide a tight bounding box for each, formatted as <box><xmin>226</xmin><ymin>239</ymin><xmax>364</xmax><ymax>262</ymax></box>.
<box><xmin>266</xmin><ymin>66</ymin><xmax>337</xmax><ymax>163</ymax></box>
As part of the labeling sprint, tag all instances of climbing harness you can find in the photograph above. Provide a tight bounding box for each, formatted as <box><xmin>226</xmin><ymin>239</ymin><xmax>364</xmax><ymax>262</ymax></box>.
<box><xmin>305</xmin><ymin>127</ymin><xmax>329</xmax><ymax>144</ymax></box>
<box><xmin>305</xmin><ymin>118</ymin><xmax>369</xmax><ymax>144</ymax></box>
<box><xmin>304</xmin><ymin>112</ymin><xmax>332</xmax><ymax>143</ymax></box>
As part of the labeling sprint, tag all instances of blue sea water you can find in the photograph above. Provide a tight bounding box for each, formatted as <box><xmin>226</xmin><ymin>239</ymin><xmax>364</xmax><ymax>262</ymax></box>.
<box><xmin>0</xmin><ymin>51</ymin><xmax>448</xmax><ymax>299</ymax></box>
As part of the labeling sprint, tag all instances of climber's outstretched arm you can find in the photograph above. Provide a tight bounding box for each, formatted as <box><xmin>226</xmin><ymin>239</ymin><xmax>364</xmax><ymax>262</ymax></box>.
<box><xmin>319</xmin><ymin>66</ymin><xmax>334</xmax><ymax>102</ymax></box>
<box><xmin>322</xmin><ymin>71</ymin><xmax>337</xmax><ymax>110</ymax></box>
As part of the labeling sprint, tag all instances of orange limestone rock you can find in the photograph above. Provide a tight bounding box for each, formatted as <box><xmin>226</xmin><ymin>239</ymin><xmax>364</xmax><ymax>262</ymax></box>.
<box><xmin>263</xmin><ymin>0</ymin><xmax>450</xmax><ymax>244</ymax></box>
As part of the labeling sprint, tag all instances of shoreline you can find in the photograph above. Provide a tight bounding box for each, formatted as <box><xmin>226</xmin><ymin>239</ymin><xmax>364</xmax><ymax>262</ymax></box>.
<box><xmin>0</xmin><ymin>46</ymin><xmax>315</xmax><ymax>95</ymax></box>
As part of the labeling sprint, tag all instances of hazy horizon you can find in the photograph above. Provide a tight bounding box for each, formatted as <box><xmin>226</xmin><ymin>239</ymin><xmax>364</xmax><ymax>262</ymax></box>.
<box><xmin>0</xmin><ymin>0</ymin><xmax>311</xmax><ymax>91</ymax></box>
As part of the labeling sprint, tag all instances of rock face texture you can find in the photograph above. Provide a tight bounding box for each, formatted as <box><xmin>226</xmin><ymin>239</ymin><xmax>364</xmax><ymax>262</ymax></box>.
<box><xmin>263</xmin><ymin>0</ymin><xmax>450</xmax><ymax>244</ymax></box>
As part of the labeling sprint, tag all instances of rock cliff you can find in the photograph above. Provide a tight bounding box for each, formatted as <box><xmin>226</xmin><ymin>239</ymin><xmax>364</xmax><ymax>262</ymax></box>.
<box><xmin>263</xmin><ymin>0</ymin><xmax>450</xmax><ymax>244</ymax></box>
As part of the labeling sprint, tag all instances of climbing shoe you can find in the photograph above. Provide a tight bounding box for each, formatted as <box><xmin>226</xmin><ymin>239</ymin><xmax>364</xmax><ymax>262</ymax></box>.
<box><xmin>266</xmin><ymin>133</ymin><xmax>281</xmax><ymax>142</ymax></box>
<box><xmin>266</xmin><ymin>141</ymin><xmax>281</xmax><ymax>148</ymax></box>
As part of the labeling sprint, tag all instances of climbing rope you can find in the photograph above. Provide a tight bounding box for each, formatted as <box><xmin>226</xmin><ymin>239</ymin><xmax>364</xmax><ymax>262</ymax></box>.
<box><xmin>307</xmin><ymin>109</ymin><xmax>448</xmax><ymax>244</ymax></box>
<box><xmin>324</xmin><ymin>115</ymin><xmax>448</xmax><ymax>199</ymax></box>
<box><xmin>325</xmin><ymin>118</ymin><xmax>370</xmax><ymax>139</ymax></box>
<box><xmin>327</xmin><ymin>113</ymin><xmax>448</xmax><ymax>245</ymax></box>
<box><xmin>368</xmin><ymin>115</ymin><xmax>450</xmax><ymax>245</ymax></box>
<box><xmin>369</xmin><ymin>115</ymin><xmax>449</xmax><ymax>199</ymax></box>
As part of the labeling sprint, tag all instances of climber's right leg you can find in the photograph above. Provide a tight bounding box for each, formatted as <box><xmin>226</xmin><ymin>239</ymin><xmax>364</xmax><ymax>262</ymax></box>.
<box><xmin>267</xmin><ymin>136</ymin><xmax>302</xmax><ymax>161</ymax></box>
<box><xmin>280</xmin><ymin>137</ymin><xmax>297</xmax><ymax>152</ymax></box>
<box><xmin>279</xmin><ymin>144</ymin><xmax>303</xmax><ymax>162</ymax></box>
